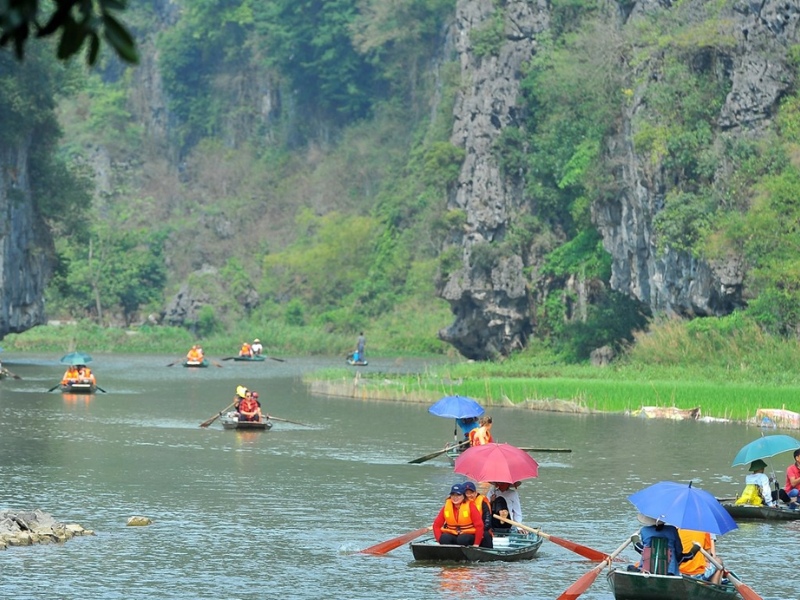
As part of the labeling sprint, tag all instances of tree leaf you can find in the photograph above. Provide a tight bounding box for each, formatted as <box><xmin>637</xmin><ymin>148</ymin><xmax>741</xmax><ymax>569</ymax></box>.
<box><xmin>101</xmin><ymin>12</ymin><xmax>138</xmax><ymax>63</ymax></box>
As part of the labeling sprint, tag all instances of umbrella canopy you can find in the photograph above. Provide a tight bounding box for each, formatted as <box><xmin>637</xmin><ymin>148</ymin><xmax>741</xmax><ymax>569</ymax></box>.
<box><xmin>453</xmin><ymin>443</ymin><xmax>539</xmax><ymax>483</ymax></box>
<box><xmin>627</xmin><ymin>481</ymin><xmax>737</xmax><ymax>535</ymax></box>
<box><xmin>428</xmin><ymin>395</ymin><xmax>485</xmax><ymax>420</ymax></box>
<box><xmin>732</xmin><ymin>434</ymin><xmax>800</xmax><ymax>467</ymax></box>
<box><xmin>60</xmin><ymin>351</ymin><xmax>93</xmax><ymax>365</ymax></box>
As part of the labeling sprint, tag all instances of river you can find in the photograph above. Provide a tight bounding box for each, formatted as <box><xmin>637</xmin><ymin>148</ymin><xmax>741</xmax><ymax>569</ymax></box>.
<box><xmin>0</xmin><ymin>353</ymin><xmax>794</xmax><ymax>599</ymax></box>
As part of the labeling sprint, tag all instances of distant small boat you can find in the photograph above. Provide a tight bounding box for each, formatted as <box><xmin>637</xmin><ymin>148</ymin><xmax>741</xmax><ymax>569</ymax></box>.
<box><xmin>346</xmin><ymin>355</ymin><xmax>368</xmax><ymax>366</ymax></box>
<box><xmin>410</xmin><ymin>532</ymin><xmax>543</xmax><ymax>562</ymax></box>
<box><xmin>61</xmin><ymin>381</ymin><xmax>96</xmax><ymax>394</ymax></box>
<box><xmin>721</xmin><ymin>502</ymin><xmax>800</xmax><ymax>521</ymax></box>
<box><xmin>183</xmin><ymin>359</ymin><xmax>209</xmax><ymax>368</ymax></box>
<box><xmin>232</xmin><ymin>355</ymin><xmax>266</xmax><ymax>362</ymax></box>
<box><xmin>220</xmin><ymin>412</ymin><xmax>273</xmax><ymax>431</ymax></box>
<box><xmin>607</xmin><ymin>568</ymin><xmax>738</xmax><ymax>600</ymax></box>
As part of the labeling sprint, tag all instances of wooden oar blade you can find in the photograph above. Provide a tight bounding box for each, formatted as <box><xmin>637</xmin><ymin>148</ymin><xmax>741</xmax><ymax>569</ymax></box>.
<box><xmin>200</xmin><ymin>403</ymin><xmax>235</xmax><ymax>428</ymax></box>
<box><xmin>547</xmin><ymin>534</ymin><xmax>609</xmax><ymax>562</ymax></box>
<box><xmin>518</xmin><ymin>447</ymin><xmax>572</xmax><ymax>453</ymax></box>
<box><xmin>46</xmin><ymin>384</ymin><xmax>61</xmax><ymax>392</ymax></box>
<box><xmin>408</xmin><ymin>448</ymin><xmax>447</xmax><ymax>464</ymax></box>
<box><xmin>557</xmin><ymin>566</ymin><xmax>602</xmax><ymax>600</ymax></box>
<box><xmin>267</xmin><ymin>356</ymin><xmax>286</xmax><ymax>362</ymax></box>
<box><xmin>360</xmin><ymin>526</ymin><xmax>431</xmax><ymax>555</ymax></box>
<box><xmin>729</xmin><ymin>579</ymin><xmax>763</xmax><ymax>600</ymax></box>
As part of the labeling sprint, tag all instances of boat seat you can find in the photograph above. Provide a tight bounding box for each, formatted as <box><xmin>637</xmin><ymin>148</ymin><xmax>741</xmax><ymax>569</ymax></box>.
<box><xmin>640</xmin><ymin>536</ymin><xmax>670</xmax><ymax>575</ymax></box>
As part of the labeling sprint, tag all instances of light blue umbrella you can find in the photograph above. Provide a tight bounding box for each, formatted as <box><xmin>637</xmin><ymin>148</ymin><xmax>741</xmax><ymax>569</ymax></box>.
<box><xmin>628</xmin><ymin>481</ymin><xmax>738</xmax><ymax>535</ymax></box>
<box><xmin>60</xmin><ymin>351</ymin><xmax>93</xmax><ymax>365</ymax></box>
<box><xmin>732</xmin><ymin>434</ymin><xmax>800</xmax><ymax>467</ymax></box>
<box><xmin>428</xmin><ymin>395</ymin><xmax>485</xmax><ymax>419</ymax></box>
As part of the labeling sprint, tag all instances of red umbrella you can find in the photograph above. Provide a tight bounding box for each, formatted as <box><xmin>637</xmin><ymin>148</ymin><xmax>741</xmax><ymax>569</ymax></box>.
<box><xmin>453</xmin><ymin>443</ymin><xmax>539</xmax><ymax>483</ymax></box>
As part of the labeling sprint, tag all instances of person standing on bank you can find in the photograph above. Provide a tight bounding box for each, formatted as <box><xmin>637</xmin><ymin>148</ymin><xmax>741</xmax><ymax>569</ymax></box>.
<box><xmin>356</xmin><ymin>332</ymin><xmax>366</xmax><ymax>362</ymax></box>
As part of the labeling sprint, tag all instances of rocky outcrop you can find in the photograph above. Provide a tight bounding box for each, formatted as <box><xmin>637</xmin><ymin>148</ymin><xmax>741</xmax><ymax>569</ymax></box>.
<box><xmin>439</xmin><ymin>0</ymin><xmax>800</xmax><ymax>358</ymax></box>
<box><xmin>438</xmin><ymin>0</ymin><xmax>549</xmax><ymax>360</ymax></box>
<box><xmin>0</xmin><ymin>509</ymin><xmax>93</xmax><ymax>549</ymax></box>
<box><xmin>0</xmin><ymin>144</ymin><xmax>53</xmax><ymax>339</ymax></box>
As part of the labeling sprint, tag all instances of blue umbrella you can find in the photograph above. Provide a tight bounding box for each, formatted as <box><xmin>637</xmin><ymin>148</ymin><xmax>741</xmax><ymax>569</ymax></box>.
<box><xmin>732</xmin><ymin>434</ymin><xmax>800</xmax><ymax>467</ymax></box>
<box><xmin>428</xmin><ymin>395</ymin><xmax>485</xmax><ymax>419</ymax></box>
<box><xmin>627</xmin><ymin>481</ymin><xmax>738</xmax><ymax>535</ymax></box>
<box><xmin>60</xmin><ymin>351</ymin><xmax>93</xmax><ymax>365</ymax></box>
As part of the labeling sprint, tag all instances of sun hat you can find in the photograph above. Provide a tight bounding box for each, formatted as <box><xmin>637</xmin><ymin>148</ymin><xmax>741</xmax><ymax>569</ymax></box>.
<box><xmin>449</xmin><ymin>483</ymin><xmax>465</xmax><ymax>496</ymax></box>
<box><xmin>463</xmin><ymin>482</ymin><xmax>477</xmax><ymax>492</ymax></box>
<box><xmin>637</xmin><ymin>513</ymin><xmax>664</xmax><ymax>526</ymax></box>
<box><xmin>749</xmin><ymin>459</ymin><xmax>768</xmax><ymax>472</ymax></box>
<box><xmin>254</xmin><ymin>338</ymin><xmax>260</xmax><ymax>343</ymax></box>
<box><xmin>236</xmin><ymin>385</ymin><xmax>247</xmax><ymax>398</ymax></box>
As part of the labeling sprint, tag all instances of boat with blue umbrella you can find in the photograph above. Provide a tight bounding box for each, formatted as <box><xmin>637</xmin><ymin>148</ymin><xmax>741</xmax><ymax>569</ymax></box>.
<box><xmin>408</xmin><ymin>395</ymin><xmax>485</xmax><ymax>464</ymax></box>
<box><xmin>604</xmin><ymin>481</ymin><xmax>758</xmax><ymax>600</ymax></box>
<box><xmin>57</xmin><ymin>351</ymin><xmax>98</xmax><ymax>394</ymax></box>
<box><xmin>721</xmin><ymin>434</ymin><xmax>800</xmax><ymax>521</ymax></box>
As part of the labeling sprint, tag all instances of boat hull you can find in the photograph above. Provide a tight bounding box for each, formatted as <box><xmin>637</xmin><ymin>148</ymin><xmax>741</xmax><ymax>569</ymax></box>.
<box><xmin>233</xmin><ymin>355</ymin><xmax>266</xmax><ymax>362</ymax></box>
<box><xmin>183</xmin><ymin>360</ymin><xmax>209</xmax><ymax>368</ymax></box>
<box><xmin>60</xmin><ymin>382</ymin><xmax>96</xmax><ymax>394</ymax></box>
<box><xmin>410</xmin><ymin>532</ymin><xmax>542</xmax><ymax>562</ymax></box>
<box><xmin>220</xmin><ymin>412</ymin><xmax>273</xmax><ymax>431</ymax></box>
<box><xmin>607</xmin><ymin>569</ymin><xmax>739</xmax><ymax>600</ymax></box>
<box><xmin>722</xmin><ymin>502</ymin><xmax>800</xmax><ymax>520</ymax></box>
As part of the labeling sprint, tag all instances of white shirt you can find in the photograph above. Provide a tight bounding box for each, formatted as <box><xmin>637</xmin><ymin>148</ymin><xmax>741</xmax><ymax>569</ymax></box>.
<box><xmin>745</xmin><ymin>472</ymin><xmax>775</xmax><ymax>506</ymax></box>
<box><xmin>251</xmin><ymin>342</ymin><xmax>263</xmax><ymax>354</ymax></box>
<box><xmin>488</xmin><ymin>485</ymin><xmax>523</xmax><ymax>523</ymax></box>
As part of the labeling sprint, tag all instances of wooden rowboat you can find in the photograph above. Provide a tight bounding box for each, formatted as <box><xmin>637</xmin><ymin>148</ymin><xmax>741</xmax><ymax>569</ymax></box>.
<box><xmin>232</xmin><ymin>355</ymin><xmax>266</xmax><ymax>362</ymax></box>
<box><xmin>220</xmin><ymin>412</ymin><xmax>273</xmax><ymax>431</ymax></box>
<box><xmin>183</xmin><ymin>359</ymin><xmax>209</xmax><ymax>368</ymax></box>
<box><xmin>409</xmin><ymin>531</ymin><xmax>543</xmax><ymax>562</ymax></box>
<box><xmin>60</xmin><ymin>381</ymin><xmax>96</xmax><ymax>394</ymax></box>
<box><xmin>607</xmin><ymin>568</ymin><xmax>739</xmax><ymax>600</ymax></box>
<box><xmin>721</xmin><ymin>502</ymin><xmax>800</xmax><ymax>521</ymax></box>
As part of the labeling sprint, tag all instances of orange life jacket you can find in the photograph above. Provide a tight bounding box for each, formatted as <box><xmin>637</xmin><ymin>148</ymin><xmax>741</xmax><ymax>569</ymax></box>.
<box><xmin>470</xmin><ymin>427</ymin><xmax>493</xmax><ymax>446</ymax></box>
<box><xmin>441</xmin><ymin>499</ymin><xmax>477</xmax><ymax>535</ymax></box>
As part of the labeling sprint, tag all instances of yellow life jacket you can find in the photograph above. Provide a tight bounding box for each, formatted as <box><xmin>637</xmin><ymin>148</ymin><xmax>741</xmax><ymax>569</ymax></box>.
<box><xmin>735</xmin><ymin>483</ymin><xmax>764</xmax><ymax>506</ymax></box>
<box><xmin>442</xmin><ymin>499</ymin><xmax>477</xmax><ymax>535</ymax></box>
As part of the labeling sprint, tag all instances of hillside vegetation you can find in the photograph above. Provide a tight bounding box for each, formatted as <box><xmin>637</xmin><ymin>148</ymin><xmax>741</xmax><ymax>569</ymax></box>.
<box><xmin>4</xmin><ymin>0</ymin><xmax>800</xmax><ymax>368</ymax></box>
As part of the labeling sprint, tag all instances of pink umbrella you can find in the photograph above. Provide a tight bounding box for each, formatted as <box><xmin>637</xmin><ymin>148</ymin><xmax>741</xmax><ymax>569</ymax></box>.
<box><xmin>453</xmin><ymin>443</ymin><xmax>539</xmax><ymax>483</ymax></box>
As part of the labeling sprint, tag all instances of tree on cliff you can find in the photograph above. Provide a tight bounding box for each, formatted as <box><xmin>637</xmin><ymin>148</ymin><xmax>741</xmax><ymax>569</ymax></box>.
<box><xmin>0</xmin><ymin>0</ymin><xmax>137</xmax><ymax>65</ymax></box>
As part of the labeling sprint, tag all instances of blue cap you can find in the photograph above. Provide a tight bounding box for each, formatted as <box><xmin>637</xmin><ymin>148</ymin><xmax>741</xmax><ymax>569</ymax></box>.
<box><xmin>463</xmin><ymin>481</ymin><xmax>477</xmax><ymax>492</ymax></box>
<box><xmin>449</xmin><ymin>483</ymin><xmax>465</xmax><ymax>495</ymax></box>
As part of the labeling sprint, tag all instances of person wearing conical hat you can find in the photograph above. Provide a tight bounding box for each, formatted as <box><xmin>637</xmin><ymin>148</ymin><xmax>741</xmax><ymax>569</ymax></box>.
<box><xmin>735</xmin><ymin>458</ymin><xmax>776</xmax><ymax>507</ymax></box>
<box><xmin>251</xmin><ymin>338</ymin><xmax>263</xmax><ymax>355</ymax></box>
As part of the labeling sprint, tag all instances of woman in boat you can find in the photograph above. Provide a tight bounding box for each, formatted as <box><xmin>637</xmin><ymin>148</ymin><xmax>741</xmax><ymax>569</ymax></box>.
<box><xmin>463</xmin><ymin>481</ymin><xmax>493</xmax><ymax>548</ymax></box>
<box><xmin>678</xmin><ymin>529</ymin><xmax>723</xmax><ymax>583</ymax></box>
<box><xmin>735</xmin><ymin>459</ymin><xmax>776</xmax><ymax>507</ymax></box>
<box><xmin>77</xmin><ymin>365</ymin><xmax>96</xmax><ymax>385</ymax></box>
<box><xmin>433</xmin><ymin>483</ymin><xmax>484</xmax><ymax>547</ymax></box>
<box><xmin>238</xmin><ymin>342</ymin><xmax>253</xmax><ymax>358</ymax></box>
<box><xmin>186</xmin><ymin>345</ymin><xmax>204</xmax><ymax>362</ymax></box>
<box><xmin>468</xmin><ymin>416</ymin><xmax>493</xmax><ymax>446</ymax></box>
<box><xmin>61</xmin><ymin>365</ymin><xmax>80</xmax><ymax>385</ymax></box>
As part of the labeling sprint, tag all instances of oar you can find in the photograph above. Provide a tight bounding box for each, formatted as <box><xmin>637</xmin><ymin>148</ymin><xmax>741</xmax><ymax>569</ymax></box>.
<box><xmin>166</xmin><ymin>358</ymin><xmax>183</xmax><ymax>367</ymax></box>
<box><xmin>360</xmin><ymin>526</ymin><xmax>432</xmax><ymax>555</ymax></box>
<box><xmin>96</xmin><ymin>385</ymin><xmax>108</xmax><ymax>393</ymax></box>
<box><xmin>493</xmin><ymin>515</ymin><xmax>611</xmax><ymax>561</ymax></box>
<box><xmin>211</xmin><ymin>361</ymin><xmax>224</xmax><ymax>368</ymax></box>
<box><xmin>268</xmin><ymin>415</ymin><xmax>311</xmax><ymax>427</ymax></box>
<box><xmin>408</xmin><ymin>440</ymin><xmax>469</xmax><ymax>464</ymax></box>
<box><xmin>46</xmin><ymin>383</ymin><xmax>61</xmax><ymax>392</ymax></box>
<box><xmin>200</xmin><ymin>403</ymin><xmax>235</xmax><ymax>428</ymax></box>
<box><xmin>694</xmin><ymin>543</ymin><xmax>763</xmax><ymax>600</ymax></box>
<box><xmin>519</xmin><ymin>447</ymin><xmax>572</xmax><ymax>453</ymax></box>
<box><xmin>2</xmin><ymin>368</ymin><xmax>21</xmax><ymax>379</ymax></box>
<box><xmin>557</xmin><ymin>535</ymin><xmax>634</xmax><ymax>600</ymax></box>
<box><xmin>266</xmin><ymin>356</ymin><xmax>286</xmax><ymax>362</ymax></box>
<box><xmin>221</xmin><ymin>357</ymin><xmax>237</xmax><ymax>361</ymax></box>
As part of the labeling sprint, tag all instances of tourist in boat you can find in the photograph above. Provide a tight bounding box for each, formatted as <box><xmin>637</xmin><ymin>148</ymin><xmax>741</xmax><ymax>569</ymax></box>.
<box><xmin>77</xmin><ymin>365</ymin><xmax>96</xmax><ymax>385</ymax></box>
<box><xmin>468</xmin><ymin>415</ymin><xmax>494</xmax><ymax>446</ymax></box>
<box><xmin>490</xmin><ymin>495</ymin><xmax>511</xmax><ymax>532</ymax></box>
<box><xmin>463</xmin><ymin>482</ymin><xmax>493</xmax><ymax>548</ymax></box>
<box><xmin>238</xmin><ymin>342</ymin><xmax>253</xmax><ymax>358</ymax></box>
<box><xmin>487</xmin><ymin>481</ymin><xmax>522</xmax><ymax>524</ymax></box>
<box><xmin>251</xmin><ymin>339</ymin><xmax>263</xmax><ymax>355</ymax></box>
<box><xmin>186</xmin><ymin>345</ymin><xmax>204</xmax><ymax>363</ymax></box>
<box><xmin>455</xmin><ymin>416</ymin><xmax>479</xmax><ymax>447</ymax></box>
<box><xmin>61</xmin><ymin>365</ymin><xmax>80</xmax><ymax>385</ymax></box>
<box><xmin>237</xmin><ymin>389</ymin><xmax>262</xmax><ymax>422</ymax></box>
<box><xmin>432</xmin><ymin>483</ymin><xmax>484</xmax><ymax>547</ymax></box>
<box><xmin>630</xmin><ymin>514</ymin><xmax>684</xmax><ymax>575</ymax></box>
<box><xmin>735</xmin><ymin>459</ymin><xmax>777</xmax><ymax>507</ymax></box>
<box><xmin>780</xmin><ymin>449</ymin><xmax>800</xmax><ymax>508</ymax></box>
<box><xmin>678</xmin><ymin>529</ymin><xmax>724</xmax><ymax>583</ymax></box>
<box><xmin>233</xmin><ymin>385</ymin><xmax>248</xmax><ymax>411</ymax></box>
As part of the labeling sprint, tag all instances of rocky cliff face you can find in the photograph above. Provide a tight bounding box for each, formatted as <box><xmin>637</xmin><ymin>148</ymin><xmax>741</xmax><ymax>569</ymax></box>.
<box><xmin>439</xmin><ymin>0</ymin><xmax>799</xmax><ymax>359</ymax></box>
<box><xmin>0</xmin><ymin>143</ymin><xmax>53</xmax><ymax>338</ymax></box>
